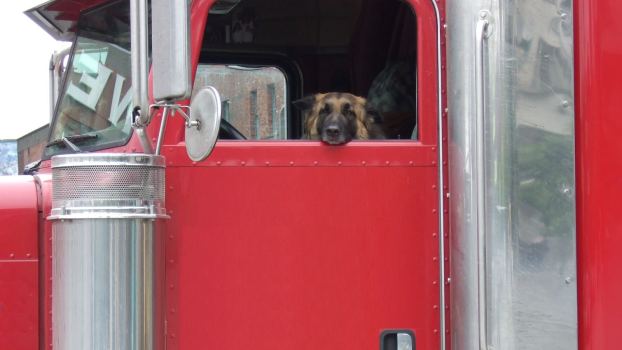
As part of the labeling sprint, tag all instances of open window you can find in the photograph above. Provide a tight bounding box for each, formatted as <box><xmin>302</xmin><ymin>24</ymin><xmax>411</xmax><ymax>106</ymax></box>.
<box><xmin>194</xmin><ymin>0</ymin><xmax>419</xmax><ymax>141</ymax></box>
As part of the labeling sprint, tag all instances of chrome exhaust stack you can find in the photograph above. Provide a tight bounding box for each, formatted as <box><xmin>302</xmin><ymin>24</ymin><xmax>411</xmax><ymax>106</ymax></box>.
<box><xmin>49</xmin><ymin>154</ymin><xmax>168</xmax><ymax>350</ymax></box>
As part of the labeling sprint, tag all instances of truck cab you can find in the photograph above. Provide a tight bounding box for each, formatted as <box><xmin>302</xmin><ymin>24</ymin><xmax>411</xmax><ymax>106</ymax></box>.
<box><xmin>4</xmin><ymin>0</ymin><xmax>620</xmax><ymax>349</ymax></box>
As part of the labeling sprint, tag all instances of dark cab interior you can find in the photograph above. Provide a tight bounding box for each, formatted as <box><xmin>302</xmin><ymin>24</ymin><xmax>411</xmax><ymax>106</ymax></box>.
<box><xmin>199</xmin><ymin>0</ymin><xmax>418</xmax><ymax>140</ymax></box>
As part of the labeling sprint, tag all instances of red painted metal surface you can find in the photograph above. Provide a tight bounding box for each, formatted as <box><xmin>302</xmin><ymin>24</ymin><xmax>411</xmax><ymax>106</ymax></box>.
<box><xmin>159</xmin><ymin>0</ymin><xmax>445</xmax><ymax>347</ymax></box>
<box><xmin>0</xmin><ymin>176</ymin><xmax>39</xmax><ymax>260</ymax></box>
<box><xmin>0</xmin><ymin>262</ymin><xmax>39</xmax><ymax>350</ymax></box>
<box><xmin>575</xmin><ymin>0</ymin><xmax>622</xmax><ymax>348</ymax></box>
<box><xmin>0</xmin><ymin>176</ymin><xmax>39</xmax><ymax>350</ymax></box>
<box><xmin>163</xmin><ymin>143</ymin><xmax>441</xmax><ymax>350</ymax></box>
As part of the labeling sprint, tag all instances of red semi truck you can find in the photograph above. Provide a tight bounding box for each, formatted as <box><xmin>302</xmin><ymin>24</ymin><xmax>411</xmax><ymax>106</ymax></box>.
<box><xmin>0</xmin><ymin>0</ymin><xmax>619</xmax><ymax>349</ymax></box>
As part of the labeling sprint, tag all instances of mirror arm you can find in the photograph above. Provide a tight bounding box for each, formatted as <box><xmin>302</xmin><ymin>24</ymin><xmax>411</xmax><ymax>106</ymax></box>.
<box><xmin>150</xmin><ymin>103</ymin><xmax>193</xmax><ymax>126</ymax></box>
<box><xmin>150</xmin><ymin>103</ymin><xmax>196</xmax><ymax>155</ymax></box>
<box><xmin>154</xmin><ymin>106</ymin><xmax>170</xmax><ymax>155</ymax></box>
<box><xmin>135</xmin><ymin>127</ymin><xmax>154</xmax><ymax>154</ymax></box>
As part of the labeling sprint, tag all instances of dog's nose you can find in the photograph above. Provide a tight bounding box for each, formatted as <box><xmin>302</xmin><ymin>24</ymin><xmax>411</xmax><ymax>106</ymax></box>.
<box><xmin>326</xmin><ymin>126</ymin><xmax>340</xmax><ymax>137</ymax></box>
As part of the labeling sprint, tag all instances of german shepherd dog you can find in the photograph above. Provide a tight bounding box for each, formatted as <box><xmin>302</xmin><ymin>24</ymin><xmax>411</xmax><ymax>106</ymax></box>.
<box><xmin>294</xmin><ymin>92</ymin><xmax>385</xmax><ymax>145</ymax></box>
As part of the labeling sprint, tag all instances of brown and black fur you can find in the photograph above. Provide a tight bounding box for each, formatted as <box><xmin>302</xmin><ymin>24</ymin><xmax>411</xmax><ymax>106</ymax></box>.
<box><xmin>293</xmin><ymin>92</ymin><xmax>385</xmax><ymax>145</ymax></box>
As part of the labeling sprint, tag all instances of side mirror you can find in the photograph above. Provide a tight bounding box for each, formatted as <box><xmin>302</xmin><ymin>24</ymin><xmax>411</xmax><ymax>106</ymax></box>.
<box><xmin>152</xmin><ymin>0</ymin><xmax>191</xmax><ymax>101</ymax></box>
<box><xmin>143</xmin><ymin>0</ymin><xmax>221</xmax><ymax>161</ymax></box>
<box><xmin>186</xmin><ymin>86</ymin><xmax>222</xmax><ymax>161</ymax></box>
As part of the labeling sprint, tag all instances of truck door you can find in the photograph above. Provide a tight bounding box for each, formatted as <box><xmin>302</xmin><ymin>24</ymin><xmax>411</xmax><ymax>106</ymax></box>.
<box><xmin>163</xmin><ymin>0</ymin><xmax>445</xmax><ymax>349</ymax></box>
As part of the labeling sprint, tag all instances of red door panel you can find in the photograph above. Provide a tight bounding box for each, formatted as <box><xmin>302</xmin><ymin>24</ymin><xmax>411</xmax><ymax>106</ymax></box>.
<box><xmin>164</xmin><ymin>143</ymin><xmax>440</xmax><ymax>350</ymax></box>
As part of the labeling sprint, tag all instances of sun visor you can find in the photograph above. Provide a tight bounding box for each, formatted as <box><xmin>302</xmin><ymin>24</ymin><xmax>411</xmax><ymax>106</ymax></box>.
<box><xmin>24</xmin><ymin>0</ymin><xmax>109</xmax><ymax>41</ymax></box>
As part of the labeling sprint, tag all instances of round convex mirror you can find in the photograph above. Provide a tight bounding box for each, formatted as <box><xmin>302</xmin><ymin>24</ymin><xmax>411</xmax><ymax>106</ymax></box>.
<box><xmin>185</xmin><ymin>86</ymin><xmax>222</xmax><ymax>161</ymax></box>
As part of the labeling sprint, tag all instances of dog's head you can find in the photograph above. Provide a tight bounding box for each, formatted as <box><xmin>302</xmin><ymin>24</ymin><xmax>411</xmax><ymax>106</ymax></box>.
<box><xmin>294</xmin><ymin>92</ymin><xmax>383</xmax><ymax>145</ymax></box>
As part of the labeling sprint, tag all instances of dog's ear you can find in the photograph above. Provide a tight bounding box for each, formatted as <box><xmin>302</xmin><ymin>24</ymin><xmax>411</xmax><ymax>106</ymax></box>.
<box><xmin>292</xmin><ymin>95</ymin><xmax>317</xmax><ymax>112</ymax></box>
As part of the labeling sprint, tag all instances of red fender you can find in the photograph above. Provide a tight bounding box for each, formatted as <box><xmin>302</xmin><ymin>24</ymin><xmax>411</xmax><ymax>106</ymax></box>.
<box><xmin>0</xmin><ymin>176</ymin><xmax>40</xmax><ymax>350</ymax></box>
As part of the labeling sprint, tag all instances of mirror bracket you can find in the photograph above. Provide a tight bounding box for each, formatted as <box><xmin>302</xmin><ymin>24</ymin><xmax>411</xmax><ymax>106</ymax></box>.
<box><xmin>149</xmin><ymin>103</ymin><xmax>203</xmax><ymax>129</ymax></box>
<box><xmin>149</xmin><ymin>102</ymin><xmax>196</xmax><ymax>155</ymax></box>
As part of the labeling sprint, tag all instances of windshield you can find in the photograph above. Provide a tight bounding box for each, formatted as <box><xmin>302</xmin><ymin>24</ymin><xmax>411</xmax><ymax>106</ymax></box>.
<box><xmin>46</xmin><ymin>0</ymin><xmax>133</xmax><ymax>156</ymax></box>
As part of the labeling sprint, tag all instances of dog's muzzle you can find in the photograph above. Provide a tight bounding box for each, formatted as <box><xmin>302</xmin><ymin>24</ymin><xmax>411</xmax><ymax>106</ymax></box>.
<box><xmin>321</xmin><ymin>124</ymin><xmax>350</xmax><ymax>145</ymax></box>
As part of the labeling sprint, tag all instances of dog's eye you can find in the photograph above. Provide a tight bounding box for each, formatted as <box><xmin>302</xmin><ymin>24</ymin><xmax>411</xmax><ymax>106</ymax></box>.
<box><xmin>320</xmin><ymin>105</ymin><xmax>331</xmax><ymax>114</ymax></box>
<box><xmin>342</xmin><ymin>103</ymin><xmax>356</xmax><ymax>118</ymax></box>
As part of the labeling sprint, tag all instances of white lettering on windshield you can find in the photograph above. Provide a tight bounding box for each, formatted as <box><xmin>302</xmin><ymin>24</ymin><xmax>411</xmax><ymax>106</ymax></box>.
<box><xmin>110</xmin><ymin>75</ymin><xmax>132</xmax><ymax>125</ymax></box>
<box><xmin>66</xmin><ymin>61</ymin><xmax>132</xmax><ymax>125</ymax></box>
<box><xmin>66</xmin><ymin>63</ymin><xmax>112</xmax><ymax>111</ymax></box>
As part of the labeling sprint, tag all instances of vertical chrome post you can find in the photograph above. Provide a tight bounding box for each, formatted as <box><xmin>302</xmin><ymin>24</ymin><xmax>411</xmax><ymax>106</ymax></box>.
<box><xmin>130</xmin><ymin>0</ymin><xmax>150</xmax><ymax>126</ymax></box>
<box><xmin>475</xmin><ymin>11</ymin><xmax>491</xmax><ymax>350</ymax></box>
<box><xmin>49</xmin><ymin>53</ymin><xmax>56</xmax><ymax>122</ymax></box>
<box><xmin>130</xmin><ymin>0</ymin><xmax>154</xmax><ymax>153</ymax></box>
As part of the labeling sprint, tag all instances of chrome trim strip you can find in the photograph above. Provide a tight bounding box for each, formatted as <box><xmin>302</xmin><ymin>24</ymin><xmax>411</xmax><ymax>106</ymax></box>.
<box><xmin>49</xmin><ymin>214</ymin><xmax>169</xmax><ymax>220</ymax></box>
<box><xmin>49</xmin><ymin>203</ymin><xmax>169</xmax><ymax>220</ymax></box>
<box><xmin>51</xmin><ymin>153</ymin><xmax>165</xmax><ymax>168</ymax></box>
<box><xmin>475</xmin><ymin>11</ymin><xmax>491</xmax><ymax>350</ymax></box>
<box><xmin>49</xmin><ymin>53</ymin><xmax>56</xmax><ymax>121</ymax></box>
<box><xmin>429</xmin><ymin>0</ymin><xmax>446</xmax><ymax>348</ymax></box>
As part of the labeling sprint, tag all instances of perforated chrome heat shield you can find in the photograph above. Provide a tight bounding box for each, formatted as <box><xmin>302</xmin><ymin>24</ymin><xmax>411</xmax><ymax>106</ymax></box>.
<box><xmin>49</xmin><ymin>154</ymin><xmax>168</xmax><ymax>219</ymax></box>
<box><xmin>49</xmin><ymin>154</ymin><xmax>167</xmax><ymax>350</ymax></box>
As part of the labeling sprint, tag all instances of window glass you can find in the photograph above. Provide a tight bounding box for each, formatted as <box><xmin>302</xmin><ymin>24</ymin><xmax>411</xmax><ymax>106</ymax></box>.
<box><xmin>194</xmin><ymin>64</ymin><xmax>287</xmax><ymax>140</ymax></box>
<box><xmin>46</xmin><ymin>0</ymin><xmax>133</xmax><ymax>156</ymax></box>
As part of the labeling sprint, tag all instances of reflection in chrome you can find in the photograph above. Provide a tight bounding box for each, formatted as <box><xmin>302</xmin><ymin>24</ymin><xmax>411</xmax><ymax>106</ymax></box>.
<box><xmin>448</xmin><ymin>0</ymin><xmax>577</xmax><ymax>349</ymax></box>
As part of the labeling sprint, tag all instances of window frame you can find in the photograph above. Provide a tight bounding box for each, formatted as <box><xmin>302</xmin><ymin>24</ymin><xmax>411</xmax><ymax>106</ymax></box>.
<box><xmin>194</xmin><ymin>0</ymin><xmax>436</xmax><ymax>145</ymax></box>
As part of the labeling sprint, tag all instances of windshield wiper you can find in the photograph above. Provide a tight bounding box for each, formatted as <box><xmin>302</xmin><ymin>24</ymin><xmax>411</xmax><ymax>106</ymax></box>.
<box><xmin>46</xmin><ymin>134</ymin><xmax>98</xmax><ymax>152</ymax></box>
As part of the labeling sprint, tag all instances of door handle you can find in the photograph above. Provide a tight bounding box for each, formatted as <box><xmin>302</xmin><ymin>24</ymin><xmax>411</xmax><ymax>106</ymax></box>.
<box><xmin>380</xmin><ymin>330</ymin><xmax>415</xmax><ymax>350</ymax></box>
